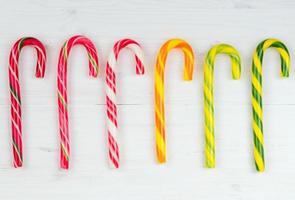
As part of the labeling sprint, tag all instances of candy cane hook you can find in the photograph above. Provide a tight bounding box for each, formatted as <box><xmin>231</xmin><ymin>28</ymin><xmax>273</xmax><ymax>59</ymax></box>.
<box><xmin>251</xmin><ymin>38</ymin><xmax>290</xmax><ymax>172</ymax></box>
<box><xmin>57</xmin><ymin>35</ymin><xmax>99</xmax><ymax>169</ymax></box>
<box><xmin>9</xmin><ymin>37</ymin><xmax>46</xmax><ymax>168</ymax></box>
<box><xmin>154</xmin><ymin>39</ymin><xmax>194</xmax><ymax>163</ymax></box>
<box><xmin>106</xmin><ymin>38</ymin><xmax>145</xmax><ymax>168</ymax></box>
<box><xmin>203</xmin><ymin>44</ymin><xmax>241</xmax><ymax>168</ymax></box>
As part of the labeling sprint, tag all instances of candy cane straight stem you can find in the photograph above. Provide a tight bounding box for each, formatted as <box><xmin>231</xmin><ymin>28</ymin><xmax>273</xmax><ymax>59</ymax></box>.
<box><xmin>203</xmin><ymin>44</ymin><xmax>241</xmax><ymax>168</ymax></box>
<box><xmin>9</xmin><ymin>37</ymin><xmax>46</xmax><ymax>168</ymax></box>
<box><xmin>57</xmin><ymin>35</ymin><xmax>99</xmax><ymax>169</ymax></box>
<box><xmin>154</xmin><ymin>39</ymin><xmax>194</xmax><ymax>163</ymax></box>
<box><xmin>251</xmin><ymin>38</ymin><xmax>290</xmax><ymax>172</ymax></box>
<box><xmin>106</xmin><ymin>39</ymin><xmax>145</xmax><ymax>168</ymax></box>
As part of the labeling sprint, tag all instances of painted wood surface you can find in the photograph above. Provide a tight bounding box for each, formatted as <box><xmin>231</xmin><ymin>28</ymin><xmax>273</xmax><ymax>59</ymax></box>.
<box><xmin>0</xmin><ymin>0</ymin><xmax>294</xmax><ymax>199</ymax></box>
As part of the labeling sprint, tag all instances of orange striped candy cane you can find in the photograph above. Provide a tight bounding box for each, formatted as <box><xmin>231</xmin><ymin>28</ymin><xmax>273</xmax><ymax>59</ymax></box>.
<box><xmin>154</xmin><ymin>39</ymin><xmax>195</xmax><ymax>163</ymax></box>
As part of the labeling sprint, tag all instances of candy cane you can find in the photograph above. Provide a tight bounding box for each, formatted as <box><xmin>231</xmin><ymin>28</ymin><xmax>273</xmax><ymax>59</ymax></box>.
<box><xmin>154</xmin><ymin>39</ymin><xmax>194</xmax><ymax>163</ymax></box>
<box><xmin>9</xmin><ymin>37</ymin><xmax>46</xmax><ymax>168</ymax></box>
<box><xmin>203</xmin><ymin>44</ymin><xmax>241</xmax><ymax>168</ymax></box>
<box><xmin>106</xmin><ymin>39</ymin><xmax>145</xmax><ymax>168</ymax></box>
<box><xmin>251</xmin><ymin>38</ymin><xmax>290</xmax><ymax>172</ymax></box>
<box><xmin>58</xmin><ymin>35</ymin><xmax>99</xmax><ymax>169</ymax></box>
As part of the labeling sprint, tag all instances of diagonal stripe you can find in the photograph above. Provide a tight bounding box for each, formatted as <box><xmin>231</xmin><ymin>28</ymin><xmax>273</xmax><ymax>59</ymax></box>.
<box><xmin>12</xmin><ymin>139</ymin><xmax>23</xmax><ymax>162</ymax></box>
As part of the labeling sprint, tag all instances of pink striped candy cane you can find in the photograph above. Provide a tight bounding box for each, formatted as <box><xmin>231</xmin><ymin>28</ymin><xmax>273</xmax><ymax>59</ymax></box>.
<box><xmin>9</xmin><ymin>37</ymin><xmax>46</xmax><ymax>168</ymax></box>
<box><xmin>106</xmin><ymin>39</ymin><xmax>145</xmax><ymax>168</ymax></box>
<box><xmin>58</xmin><ymin>35</ymin><xmax>99</xmax><ymax>169</ymax></box>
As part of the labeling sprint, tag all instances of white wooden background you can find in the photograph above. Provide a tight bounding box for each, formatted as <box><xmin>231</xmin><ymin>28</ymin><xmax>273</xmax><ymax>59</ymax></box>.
<box><xmin>0</xmin><ymin>0</ymin><xmax>294</xmax><ymax>199</ymax></box>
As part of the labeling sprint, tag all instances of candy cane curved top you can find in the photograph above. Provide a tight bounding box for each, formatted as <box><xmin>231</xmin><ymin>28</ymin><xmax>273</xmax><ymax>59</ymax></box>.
<box><xmin>203</xmin><ymin>44</ymin><xmax>241</xmax><ymax>168</ymax></box>
<box><xmin>57</xmin><ymin>35</ymin><xmax>99</xmax><ymax>169</ymax></box>
<box><xmin>106</xmin><ymin>38</ymin><xmax>145</xmax><ymax>168</ymax></box>
<box><xmin>251</xmin><ymin>38</ymin><xmax>290</xmax><ymax>172</ymax></box>
<box><xmin>154</xmin><ymin>39</ymin><xmax>195</xmax><ymax>163</ymax></box>
<box><xmin>9</xmin><ymin>37</ymin><xmax>46</xmax><ymax>167</ymax></box>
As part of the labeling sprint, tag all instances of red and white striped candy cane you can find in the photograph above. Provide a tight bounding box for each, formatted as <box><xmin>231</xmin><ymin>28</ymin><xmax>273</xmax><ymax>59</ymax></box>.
<box><xmin>58</xmin><ymin>35</ymin><xmax>99</xmax><ymax>169</ymax></box>
<box><xmin>106</xmin><ymin>39</ymin><xmax>145</xmax><ymax>168</ymax></box>
<box><xmin>9</xmin><ymin>37</ymin><xmax>46</xmax><ymax>168</ymax></box>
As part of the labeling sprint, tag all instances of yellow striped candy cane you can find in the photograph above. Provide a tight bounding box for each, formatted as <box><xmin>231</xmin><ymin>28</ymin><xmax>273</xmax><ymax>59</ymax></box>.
<box><xmin>252</xmin><ymin>38</ymin><xmax>290</xmax><ymax>172</ymax></box>
<box><xmin>204</xmin><ymin>44</ymin><xmax>241</xmax><ymax>168</ymax></box>
<box><xmin>155</xmin><ymin>39</ymin><xmax>195</xmax><ymax>163</ymax></box>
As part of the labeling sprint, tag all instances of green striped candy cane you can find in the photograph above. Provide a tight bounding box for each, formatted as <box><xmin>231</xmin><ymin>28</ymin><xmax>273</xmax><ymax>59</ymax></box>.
<box><xmin>252</xmin><ymin>38</ymin><xmax>290</xmax><ymax>172</ymax></box>
<box><xmin>204</xmin><ymin>44</ymin><xmax>241</xmax><ymax>168</ymax></box>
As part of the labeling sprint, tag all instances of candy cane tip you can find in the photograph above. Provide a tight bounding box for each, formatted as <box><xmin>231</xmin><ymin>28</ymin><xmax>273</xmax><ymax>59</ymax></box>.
<box><xmin>89</xmin><ymin>73</ymin><xmax>98</xmax><ymax>78</ymax></box>
<box><xmin>184</xmin><ymin>77</ymin><xmax>193</xmax><ymax>81</ymax></box>
<box><xmin>109</xmin><ymin>163</ymin><xmax>119</xmax><ymax>169</ymax></box>
<box><xmin>184</xmin><ymin>74</ymin><xmax>193</xmax><ymax>81</ymax></box>
<box><xmin>35</xmin><ymin>75</ymin><xmax>45</xmax><ymax>78</ymax></box>
<box><xmin>137</xmin><ymin>72</ymin><xmax>145</xmax><ymax>75</ymax></box>
<box><xmin>60</xmin><ymin>166</ymin><xmax>69</xmax><ymax>170</ymax></box>
<box><xmin>60</xmin><ymin>161</ymin><xmax>69</xmax><ymax>170</ymax></box>
<box><xmin>257</xmin><ymin>166</ymin><xmax>265</xmax><ymax>172</ymax></box>
<box><xmin>157</xmin><ymin>158</ymin><xmax>166</xmax><ymax>164</ymax></box>
<box><xmin>281</xmin><ymin>73</ymin><xmax>290</xmax><ymax>78</ymax></box>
